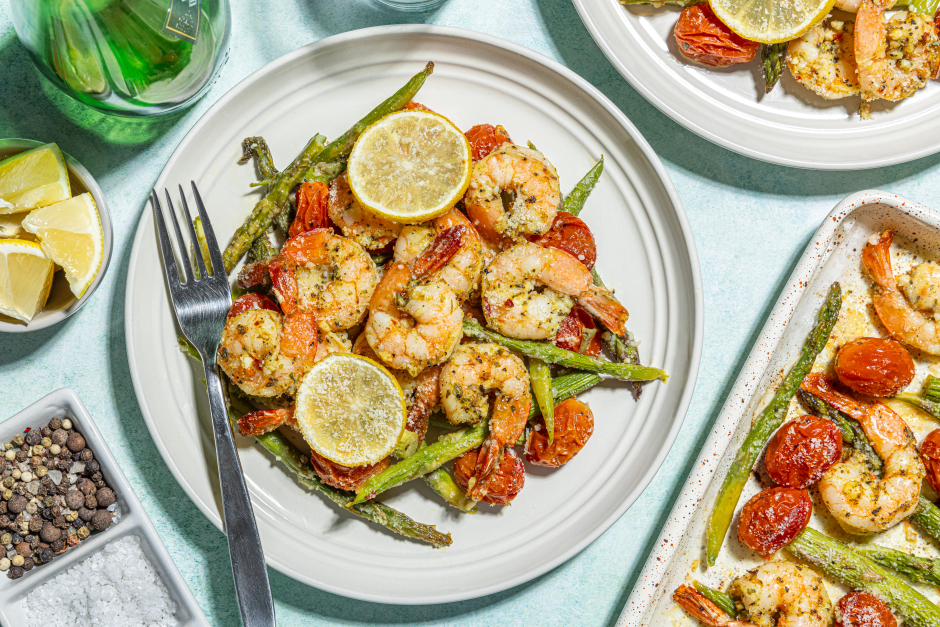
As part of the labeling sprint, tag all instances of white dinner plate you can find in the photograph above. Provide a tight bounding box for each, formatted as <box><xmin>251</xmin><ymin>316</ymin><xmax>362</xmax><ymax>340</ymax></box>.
<box><xmin>125</xmin><ymin>25</ymin><xmax>703</xmax><ymax>604</ymax></box>
<box><xmin>571</xmin><ymin>0</ymin><xmax>940</xmax><ymax>168</ymax></box>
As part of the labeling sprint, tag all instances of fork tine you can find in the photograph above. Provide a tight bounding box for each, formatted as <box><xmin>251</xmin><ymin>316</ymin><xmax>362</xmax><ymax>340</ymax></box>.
<box><xmin>152</xmin><ymin>190</ymin><xmax>182</xmax><ymax>290</ymax></box>
<box><xmin>178</xmin><ymin>184</ymin><xmax>209</xmax><ymax>280</ymax></box>
<box><xmin>190</xmin><ymin>181</ymin><xmax>227</xmax><ymax>279</ymax></box>
<box><xmin>164</xmin><ymin>188</ymin><xmax>194</xmax><ymax>284</ymax></box>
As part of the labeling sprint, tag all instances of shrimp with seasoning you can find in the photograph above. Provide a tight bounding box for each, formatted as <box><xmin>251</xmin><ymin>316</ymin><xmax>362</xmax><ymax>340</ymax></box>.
<box><xmin>863</xmin><ymin>231</ymin><xmax>940</xmax><ymax>355</ymax></box>
<box><xmin>464</xmin><ymin>144</ymin><xmax>561</xmax><ymax>244</ymax></box>
<box><xmin>269</xmin><ymin>229</ymin><xmax>378</xmax><ymax>331</ymax></box>
<box><xmin>439</xmin><ymin>342</ymin><xmax>531</xmax><ymax>501</ymax></box>
<box><xmin>674</xmin><ymin>562</ymin><xmax>833</xmax><ymax>627</ymax></box>
<box><xmin>481</xmin><ymin>241</ymin><xmax>629</xmax><ymax>340</ymax></box>
<box><xmin>393</xmin><ymin>208</ymin><xmax>485</xmax><ymax>301</ymax></box>
<box><xmin>327</xmin><ymin>173</ymin><xmax>401</xmax><ymax>251</ymax></box>
<box><xmin>898</xmin><ymin>261</ymin><xmax>940</xmax><ymax>322</ymax></box>
<box><xmin>855</xmin><ymin>4</ymin><xmax>940</xmax><ymax>115</ymax></box>
<box><xmin>787</xmin><ymin>19</ymin><xmax>861</xmax><ymax>100</ymax></box>
<box><xmin>802</xmin><ymin>373</ymin><xmax>926</xmax><ymax>533</ymax></box>
<box><xmin>218</xmin><ymin>307</ymin><xmax>319</xmax><ymax>399</ymax></box>
<box><xmin>364</xmin><ymin>262</ymin><xmax>463</xmax><ymax>377</ymax></box>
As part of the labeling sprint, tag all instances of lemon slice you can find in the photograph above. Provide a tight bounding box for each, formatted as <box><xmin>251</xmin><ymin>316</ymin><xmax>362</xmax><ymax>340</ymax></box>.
<box><xmin>21</xmin><ymin>192</ymin><xmax>103</xmax><ymax>299</ymax></box>
<box><xmin>0</xmin><ymin>144</ymin><xmax>71</xmax><ymax>214</ymax></box>
<box><xmin>294</xmin><ymin>354</ymin><xmax>406</xmax><ymax>467</ymax></box>
<box><xmin>346</xmin><ymin>109</ymin><xmax>472</xmax><ymax>224</ymax></box>
<box><xmin>0</xmin><ymin>239</ymin><xmax>55</xmax><ymax>323</ymax></box>
<box><xmin>709</xmin><ymin>0</ymin><xmax>833</xmax><ymax>44</ymax></box>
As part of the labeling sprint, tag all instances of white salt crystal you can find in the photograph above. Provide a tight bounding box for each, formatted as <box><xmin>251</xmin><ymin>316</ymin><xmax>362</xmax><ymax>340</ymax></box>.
<box><xmin>26</xmin><ymin>481</ymin><xmax>39</xmax><ymax>495</ymax></box>
<box><xmin>47</xmin><ymin>469</ymin><xmax>62</xmax><ymax>485</ymax></box>
<box><xmin>67</xmin><ymin>472</ymin><xmax>78</xmax><ymax>483</ymax></box>
<box><xmin>23</xmin><ymin>535</ymin><xmax>179</xmax><ymax>627</ymax></box>
<box><xmin>69</xmin><ymin>461</ymin><xmax>86</xmax><ymax>474</ymax></box>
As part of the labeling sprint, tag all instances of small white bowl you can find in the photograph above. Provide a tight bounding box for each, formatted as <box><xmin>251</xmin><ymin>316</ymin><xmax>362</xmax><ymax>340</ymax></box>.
<box><xmin>0</xmin><ymin>389</ymin><xmax>208</xmax><ymax>626</ymax></box>
<box><xmin>0</xmin><ymin>139</ymin><xmax>113</xmax><ymax>333</ymax></box>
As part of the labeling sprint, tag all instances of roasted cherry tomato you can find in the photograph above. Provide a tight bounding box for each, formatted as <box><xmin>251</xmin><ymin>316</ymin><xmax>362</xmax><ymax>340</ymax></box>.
<box><xmin>309</xmin><ymin>450</ymin><xmax>391</xmax><ymax>492</ymax></box>
<box><xmin>464</xmin><ymin>124</ymin><xmax>513</xmax><ymax>161</ymax></box>
<box><xmin>921</xmin><ymin>429</ymin><xmax>940</xmax><ymax>493</ymax></box>
<box><xmin>836</xmin><ymin>591</ymin><xmax>898</xmax><ymax>627</ymax></box>
<box><xmin>403</xmin><ymin>101</ymin><xmax>433</xmax><ymax>112</ymax></box>
<box><xmin>737</xmin><ymin>487</ymin><xmax>812</xmax><ymax>557</ymax></box>
<box><xmin>227</xmin><ymin>293</ymin><xmax>280</xmax><ymax>319</ymax></box>
<box><xmin>674</xmin><ymin>4</ymin><xmax>759</xmax><ymax>67</ymax></box>
<box><xmin>454</xmin><ymin>447</ymin><xmax>525</xmax><ymax>505</ymax></box>
<box><xmin>834</xmin><ymin>337</ymin><xmax>915</xmax><ymax>397</ymax></box>
<box><xmin>288</xmin><ymin>181</ymin><xmax>330</xmax><ymax>238</ymax></box>
<box><xmin>525</xmin><ymin>398</ymin><xmax>595</xmax><ymax>467</ymax></box>
<box><xmin>535</xmin><ymin>211</ymin><xmax>597</xmax><ymax>270</ymax></box>
<box><xmin>553</xmin><ymin>305</ymin><xmax>603</xmax><ymax>356</ymax></box>
<box><xmin>765</xmin><ymin>415</ymin><xmax>842</xmax><ymax>488</ymax></box>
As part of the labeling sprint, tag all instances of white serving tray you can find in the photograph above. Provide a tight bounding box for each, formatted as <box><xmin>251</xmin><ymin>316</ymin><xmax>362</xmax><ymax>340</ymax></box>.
<box><xmin>0</xmin><ymin>389</ymin><xmax>208</xmax><ymax>627</ymax></box>
<box><xmin>618</xmin><ymin>190</ymin><xmax>940</xmax><ymax>626</ymax></box>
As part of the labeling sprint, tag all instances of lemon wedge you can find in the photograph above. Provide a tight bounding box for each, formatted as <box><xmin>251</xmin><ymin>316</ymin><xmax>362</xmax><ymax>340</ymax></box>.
<box><xmin>0</xmin><ymin>144</ymin><xmax>71</xmax><ymax>214</ymax></box>
<box><xmin>346</xmin><ymin>110</ymin><xmax>472</xmax><ymax>224</ymax></box>
<box><xmin>0</xmin><ymin>213</ymin><xmax>35</xmax><ymax>240</ymax></box>
<box><xmin>294</xmin><ymin>354</ymin><xmax>406</xmax><ymax>467</ymax></box>
<box><xmin>0</xmin><ymin>239</ymin><xmax>55</xmax><ymax>323</ymax></box>
<box><xmin>22</xmin><ymin>192</ymin><xmax>103</xmax><ymax>299</ymax></box>
<box><xmin>709</xmin><ymin>0</ymin><xmax>833</xmax><ymax>44</ymax></box>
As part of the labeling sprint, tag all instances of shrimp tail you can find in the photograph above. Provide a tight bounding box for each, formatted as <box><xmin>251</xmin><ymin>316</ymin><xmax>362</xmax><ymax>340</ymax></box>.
<box><xmin>800</xmin><ymin>373</ymin><xmax>867</xmax><ymax>421</ymax></box>
<box><xmin>288</xmin><ymin>181</ymin><xmax>330</xmax><ymax>238</ymax></box>
<box><xmin>269</xmin><ymin>258</ymin><xmax>300</xmax><ymax>315</ymax></box>
<box><xmin>862</xmin><ymin>231</ymin><xmax>896</xmax><ymax>288</ymax></box>
<box><xmin>466</xmin><ymin>438</ymin><xmax>503</xmax><ymax>500</ymax></box>
<box><xmin>237</xmin><ymin>407</ymin><xmax>295</xmax><ymax>437</ymax></box>
<box><xmin>407</xmin><ymin>365</ymin><xmax>441</xmax><ymax>441</ymax></box>
<box><xmin>279</xmin><ymin>312</ymin><xmax>319</xmax><ymax>362</ymax></box>
<box><xmin>673</xmin><ymin>585</ymin><xmax>736</xmax><ymax>627</ymax></box>
<box><xmin>413</xmin><ymin>225</ymin><xmax>466</xmax><ymax>278</ymax></box>
<box><xmin>579</xmin><ymin>285</ymin><xmax>629</xmax><ymax>336</ymax></box>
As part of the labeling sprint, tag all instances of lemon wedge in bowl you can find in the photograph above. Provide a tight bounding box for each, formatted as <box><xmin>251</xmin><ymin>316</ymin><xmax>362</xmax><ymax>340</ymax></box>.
<box><xmin>22</xmin><ymin>192</ymin><xmax>103</xmax><ymax>299</ymax></box>
<box><xmin>709</xmin><ymin>0</ymin><xmax>834</xmax><ymax>43</ymax></box>
<box><xmin>347</xmin><ymin>109</ymin><xmax>472</xmax><ymax>224</ymax></box>
<box><xmin>0</xmin><ymin>239</ymin><xmax>55</xmax><ymax>323</ymax></box>
<box><xmin>294</xmin><ymin>354</ymin><xmax>407</xmax><ymax>467</ymax></box>
<box><xmin>0</xmin><ymin>143</ymin><xmax>71</xmax><ymax>214</ymax></box>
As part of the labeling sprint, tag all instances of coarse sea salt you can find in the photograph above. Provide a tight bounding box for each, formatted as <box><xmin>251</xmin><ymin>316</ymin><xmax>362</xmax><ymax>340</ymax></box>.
<box><xmin>24</xmin><ymin>535</ymin><xmax>178</xmax><ymax>627</ymax></box>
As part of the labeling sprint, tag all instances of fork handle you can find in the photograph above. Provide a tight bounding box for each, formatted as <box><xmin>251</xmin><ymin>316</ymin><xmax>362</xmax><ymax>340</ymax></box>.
<box><xmin>204</xmin><ymin>360</ymin><xmax>277</xmax><ymax>627</ymax></box>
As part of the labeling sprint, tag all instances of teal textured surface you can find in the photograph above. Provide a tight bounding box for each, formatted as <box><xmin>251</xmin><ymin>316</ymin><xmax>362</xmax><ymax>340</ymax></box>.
<box><xmin>2</xmin><ymin>0</ymin><xmax>940</xmax><ymax>625</ymax></box>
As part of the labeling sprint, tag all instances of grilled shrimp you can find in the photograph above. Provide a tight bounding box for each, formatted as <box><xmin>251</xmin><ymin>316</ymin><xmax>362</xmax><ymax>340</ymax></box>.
<box><xmin>788</xmin><ymin>19</ymin><xmax>861</xmax><ymax>99</ymax></box>
<box><xmin>802</xmin><ymin>373</ymin><xmax>925</xmax><ymax>533</ymax></box>
<box><xmin>863</xmin><ymin>231</ymin><xmax>940</xmax><ymax>355</ymax></box>
<box><xmin>481</xmin><ymin>241</ymin><xmax>628</xmax><ymax>340</ymax></box>
<box><xmin>856</xmin><ymin>4</ymin><xmax>940</xmax><ymax>110</ymax></box>
<box><xmin>269</xmin><ymin>229</ymin><xmax>378</xmax><ymax>331</ymax></box>
<box><xmin>439</xmin><ymin>342</ymin><xmax>531</xmax><ymax>501</ymax></box>
<box><xmin>898</xmin><ymin>261</ymin><xmax>940</xmax><ymax>322</ymax></box>
<box><xmin>218</xmin><ymin>308</ymin><xmax>318</xmax><ymax>398</ymax></box>
<box><xmin>464</xmin><ymin>144</ymin><xmax>561</xmax><ymax>244</ymax></box>
<box><xmin>673</xmin><ymin>585</ymin><xmax>753</xmax><ymax>627</ymax></box>
<box><xmin>364</xmin><ymin>262</ymin><xmax>463</xmax><ymax>377</ymax></box>
<box><xmin>327</xmin><ymin>173</ymin><xmax>401</xmax><ymax>251</ymax></box>
<box><xmin>393</xmin><ymin>208</ymin><xmax>485</xmax><ymax>301</ymax></box>
<box><xmin>732</xmin><ymin>563</ymin><xmax>833</xmax><ymax>627</ymax></box>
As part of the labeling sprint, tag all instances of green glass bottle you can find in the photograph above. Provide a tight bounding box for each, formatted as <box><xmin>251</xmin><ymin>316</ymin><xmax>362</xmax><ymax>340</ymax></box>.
<box><xmin>11</xmin><ymin>0</ymin><xmax>230</xmax><ymax>116</ymax></box>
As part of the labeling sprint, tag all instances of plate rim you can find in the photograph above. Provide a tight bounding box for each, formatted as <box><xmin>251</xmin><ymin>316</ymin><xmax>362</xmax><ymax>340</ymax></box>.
<box><xmin>125</xmin><ymin>23</ymin><xmax>705</xmax><ymax>603</ymax></box>
<box><xmin>569</xmin><ymin>0</ymin><xmax>940</xmax><ymax>170</ymax></box>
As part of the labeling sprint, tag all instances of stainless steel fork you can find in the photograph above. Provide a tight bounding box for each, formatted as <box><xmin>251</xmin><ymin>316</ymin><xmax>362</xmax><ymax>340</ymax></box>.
<box><xmin>152</xmin><ymin>182</ymin><xmax>276</xmax><ymax>627</ymax></box>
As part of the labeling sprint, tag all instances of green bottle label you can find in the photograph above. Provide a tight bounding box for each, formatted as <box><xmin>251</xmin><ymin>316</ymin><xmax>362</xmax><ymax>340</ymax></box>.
<box><xmin>163</xmin><ymin>0</ymin><xmax>201</xmax><ymax>44</ymax></box>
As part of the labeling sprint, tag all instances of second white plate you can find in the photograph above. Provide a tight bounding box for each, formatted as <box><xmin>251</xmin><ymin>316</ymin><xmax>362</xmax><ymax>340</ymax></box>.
<box><xmin>572</xmin><ymin>0</ymin><xmax>940</xmax><ymax>169</ymax></box>
<box><xmin>125</xmin><ymin>25</ymin><xmax>703</xmax><ymax>603</ymax></box>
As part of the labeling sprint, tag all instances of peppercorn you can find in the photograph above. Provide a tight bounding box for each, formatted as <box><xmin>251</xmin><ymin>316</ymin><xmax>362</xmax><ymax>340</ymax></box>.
<box><xmin>52</xmin><ymin>539</ymin><xmax>65</xmax><ymax>553</ymax></box>
<box><xmin>40</xmin><ymin>548</ymin><xmax>53</xmax><ymax>563</ymax></box>
<box><xmin>49</xmin><ymin>505</ymin><xmax>60</xmax><ymax>518</ymax></box>
<box><xmin>26</xmin><ymin>534</ymin><xmax>37</xmax><ymax>547</ymax></box>
<box><xmin>0</xmin><ymin>533</ymin><xmax>10</xmax><ymax>546</ymax></box>
<box><xmin>41</xmin><ymin>426</ymin><xmax>51</xmax><ymax>437</ymax></box>
<box><xmin>40</xmin><ymin>522</ymin><xmax>60</xmax><ymax>543</ymax></box>
<box><xmin>95</xmin><ymin>488</ymin><xmax>115</xmax><ymax>507</ymax></box>
<box><xmin>9</xmin><ymin>565</ymin><xmax>23</xmax><ymax>579</ymax></box>
<box><xmin>0</xmin><ymin>516</ymin><xmax>10</xmax><ymax>530</ymax></box>
<box><xmin>34</xmin><ymin>466</ymin><xmax>46</xmax><ymax>478</ymax></box>
<box><xmin>48</xmin><ymin>418</ymin><xmax>62</xmax><ymax>430</ymax></box>
<box><xmin>11</xmin><ymin>435</ymin><xmax>23</xmax><ymax>447</ymax></box>
<box><xmin>53</xmin><ymin>515</ymin><xmax>67</xmax><ymax>529</ymax></box>
<box><xmin>42</xmin><ymin>496</ymin><xmax>55</xmax><ymax>508</ymax></box>
<box><xmin>1</xmin><ymin>477</ymin><xmax>12</xmax><ymax>489</ymax></box>
<box><xmin>24</xmin><ymin>431</ymin><xmax>39</xmax><ymax>446</ymax></box>
<box><xmin>2</xmin><ymin>451</ymin><xmax>13</xmax><ymax>462</ymax></box>
<box><xmin>25</xmin><ymin>502</ymin><xmax>37</xmax><ymax>515</ymax></box>
<box><xmin>58</xmin><ymin>448</ymin><xmax>71</xmax><ymax>461</ymax></box>
<box><xmin>91</xmin><ymin>471</ymin><xmax>103</xmax><ymax>482</ymax></box>
<box><xmin>56</xmin><ymin>484</ymin><xmax>68</xmax><ymax>496</ymax></box>
<box><xmin>9</xmin><ymin>468</ymin><xmax>19</xmax><ymax>480</ymax></box>
<box><xmin>55</xmin><ymin>459</ymin><xmax>68</xmax><ymax>472</ymax></box>
<box><xmin>0</xmin><ymin>557</ymin><xmax>8</xmax><ymax>571</ymax></box>
<box><xmin>14</xmin><ymin>450</ymin><xmax>26</xmax><ymax>462</ymax></box>
<box><xmin>29</xmin><ymin>456</ymin><xmax>42</xmax><ymax>468</ymax></box>
<box><xmin>11</xmin><ymin>533</ymin><xmax>22</xmax><ymax>545</ymax></box>
<box><xmin>79</xmin><ymin>448</ymin><xmax>93</xmax><ymax>462</ymax></box>
<box><xmin>12</xmin><ymin>484</ymin><xmax>26</xmax><ymax>496</ymax></box>
<box><xmin>61</xmin><ymin>419</ymin><xmax>72</xmax><ymax>430</ymax></box>
<box><xmin>65</xmin><ymin>489</ymin><xmax>84</xmax><ymax>510</ymax></box>
<box><xmin>64</xmin><ymin>510</ymin><xmax>78</xmax><ymax>523</ymax></box>
<box><xmin>15</xmin><ymin>542</ymin><xmax>30</xmax><ymax>557</ymax></box>
<box><xmin>91</xmin><ymin>509</ymin><xmax>112</xmax><ymax>531</ymax></box>
<box><xmin>0</xmin><ymin>501</ymin><xmax>5</xmax><ymax>514</ymax></box>
<box><xmin>78</xmin><ymin>479</ymin><xmax>95</xmax><ymax>496</ymax></box>
<box><xmin>84</xmin><ymin>495</ymin><xmax>97</xmax><ymax>509</ymax></box>
<box><xmin>22</xmin><ymin>557</ymin><xmax>33</xmax><ymax>571</ymax></box>
<box><xmin>1</xmin><ymin>490</ymin><xmax>11</xmax><ymax>501</ymax></box>
<box><xmin>85</xmin><ymin>460</ymin><xmax>100</xmax><ymax>475</ymax></box>
<box><xmin>76</xmin><ymin>526</ymin><xmax>89</xmax><ymax>540</ymax></box>
<box><xmin>49</xmin><ymin>444</ymin><xmax>61</xmax><ymax>456</ymax></box>
<box><xmin>7</xmin><ymin>495</ymin><xmax>26</xmax><ymax>514</ymax></box>
<box><xmin>66</xmin><ymin>432</ymin><xmax>85</xmax><ymax>453</ymax></box>
<box><xmin>78</xmin><ymin>508</ymin><xmax>94</xmax><ymax>522</ymax></box>
<box><xmin>20</xmin><ymin>471</ymin><xmax>33</xmax><ymax>483</ymax></box>
<box><xmin>40</xmin><ymin>437</ymin><xmax>51</xmax><ymax>449</ymax></box>
<box><xmin>27</xmin><ymin>518</ymin><xmax>41</xmax><ymax>534</ymax></box>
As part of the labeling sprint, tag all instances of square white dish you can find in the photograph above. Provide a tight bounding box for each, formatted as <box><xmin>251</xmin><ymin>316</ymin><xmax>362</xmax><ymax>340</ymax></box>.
<box><xmin>617</xmin><ymin>189</ymin><xmax>940</xmax><ymax>626</ymax></box>
<box><xmin>0</xmin><ymin>388</ymin><xmax>208</xmax><ymax>627</ymax></box>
